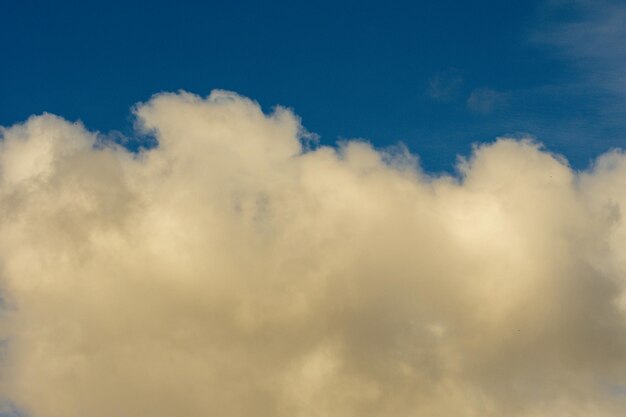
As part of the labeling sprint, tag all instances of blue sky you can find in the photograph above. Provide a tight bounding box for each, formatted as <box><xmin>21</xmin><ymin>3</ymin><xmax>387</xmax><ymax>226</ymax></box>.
<box><xmin>1</xmin><ymin>0</ymin><xmax>625</xmax><ymax>172</ymax></box>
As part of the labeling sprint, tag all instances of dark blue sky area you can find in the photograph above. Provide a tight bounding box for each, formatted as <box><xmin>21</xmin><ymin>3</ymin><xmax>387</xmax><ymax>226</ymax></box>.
<box><xmin>2</xmin><ymin>0</ymin><xmax>625</xmax><ymax>172</ymax></box>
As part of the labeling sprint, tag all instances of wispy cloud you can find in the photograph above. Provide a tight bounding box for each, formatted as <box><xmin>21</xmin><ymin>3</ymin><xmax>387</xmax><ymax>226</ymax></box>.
<box><xmin>532</xmin><ymin>0</ymin><xmax>626</xmax><ymax>117</ymax></box>
<box><xmin>427</xmin><ymin>69</ymin><xmax>463</xmax><ymax>101</ymax></box>
<box><xmin>467</xmin><ymin>88</ymin><xmax>507</xmax><ymax>114</ymax></box>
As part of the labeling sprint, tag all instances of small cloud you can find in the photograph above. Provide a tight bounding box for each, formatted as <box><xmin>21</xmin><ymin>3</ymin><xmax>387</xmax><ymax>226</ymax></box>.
<box><xmin>467</xmin><ymin>87</ymin><xmax>507</xmax><ymax>114</ymax></box>
<box><xmin>427</xmin><ymin>69</ymin><xmax>463</xmax><ymax>101</ymax></box>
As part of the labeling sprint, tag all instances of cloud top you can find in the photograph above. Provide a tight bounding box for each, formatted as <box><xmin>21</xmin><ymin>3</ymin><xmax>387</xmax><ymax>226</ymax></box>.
<box><xmin>0</xmin><ymin>90</ymin><xmax>625</xmax><ymax>417</ymax></box>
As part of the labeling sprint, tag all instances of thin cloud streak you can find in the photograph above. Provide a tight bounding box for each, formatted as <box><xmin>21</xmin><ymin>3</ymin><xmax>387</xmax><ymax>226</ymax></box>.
<box><xmin>534</xmin><ymin>0</ymin><xmax>626</xmax><ymax>95</ymax></box>
<box><xmin>531</xmin><ymin>0</ymin><xmax>626</xmax><ymax>128</ymax></box>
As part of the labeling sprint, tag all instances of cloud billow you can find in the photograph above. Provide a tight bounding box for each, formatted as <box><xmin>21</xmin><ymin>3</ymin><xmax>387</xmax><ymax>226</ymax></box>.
<box><xmin>0</xmin><ymin>90</ymin><xmax>625</xmax><ymax>417</ymax></box>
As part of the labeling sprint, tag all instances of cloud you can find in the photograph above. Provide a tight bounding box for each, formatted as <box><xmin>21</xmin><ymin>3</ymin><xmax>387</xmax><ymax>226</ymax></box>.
<box><xmin>0</xmin><ymin>90</ymin><xmax>625</xmax><ymax>417</ymax></box>
<box><xmin>538</xmin><ymin>0</ymin><xmax>626</xmax><ymax>89</ymax></box>
<box><xmin>533</xmin><ymin>0</ymin><xmax>626</xmax><ymax>116</ymax></box>
<box><xmin>467</xmin><ymin>88</ymin><xmax>507</xmax><ymax>114</ymax></box>
<box><xmin>427</xmin><ymin>69</ymin><xmax>463</xmax><ymax>101</ymax></box>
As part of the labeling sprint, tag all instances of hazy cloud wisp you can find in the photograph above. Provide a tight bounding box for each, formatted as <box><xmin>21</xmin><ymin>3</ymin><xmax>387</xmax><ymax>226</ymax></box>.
<box><xmin>467</xmin><ymin>88</ymin><xmax>507</xmax><ymax>114</ymax></box>
<box><xmin>427</xmin><ymin>69</ymin><xmax>463</xmax><ymax>101</ymax></box>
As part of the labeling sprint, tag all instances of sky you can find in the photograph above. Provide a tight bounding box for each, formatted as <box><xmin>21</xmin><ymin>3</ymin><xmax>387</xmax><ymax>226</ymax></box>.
<box><xmin>1</xmin><ymin>1</ymin><xmax>626</xmax><ymax>417</ymax></box>
<box><xmin>3</xmin><ymin>0</ymin><xmax>626</xmax><ymax>171</ymax></box>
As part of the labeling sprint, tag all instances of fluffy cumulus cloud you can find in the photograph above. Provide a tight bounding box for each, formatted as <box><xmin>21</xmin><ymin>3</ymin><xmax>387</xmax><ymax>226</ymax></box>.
<box><xmin>0</xmin><ymin>90</ymin><xmax>625</xmax><ymax>417</ymax></box>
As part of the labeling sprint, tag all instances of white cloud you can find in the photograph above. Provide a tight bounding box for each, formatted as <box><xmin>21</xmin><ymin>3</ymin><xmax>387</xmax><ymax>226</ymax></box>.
<box><xmin>0</xmin><ymin>90</ymin><xmax>625</xmax><ymax>417</ymax></box>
